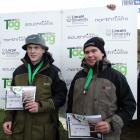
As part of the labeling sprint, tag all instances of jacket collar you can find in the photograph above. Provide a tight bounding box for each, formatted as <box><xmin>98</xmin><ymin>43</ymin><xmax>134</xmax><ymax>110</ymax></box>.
<box><xmin>81</xmin><ymin>58</ymin><xmax>111</xmax><ymax>74</ymax></box>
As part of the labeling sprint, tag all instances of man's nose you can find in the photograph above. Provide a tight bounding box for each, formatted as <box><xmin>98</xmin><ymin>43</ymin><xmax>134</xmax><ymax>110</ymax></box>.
<box><xmin>88</xmin><ymin>52</ymin><xmax>93</xmax><ymax>57</ymax></box>
<box><xmin>30</xmin><ymin>47</ymin><xmax>36</xmax><ymax>52</ymax></box>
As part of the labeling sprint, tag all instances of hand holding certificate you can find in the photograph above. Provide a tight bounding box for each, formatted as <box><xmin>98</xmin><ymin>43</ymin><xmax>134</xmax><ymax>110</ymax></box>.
<box><xmin>67</xmin><ymin>113</ymin><xmax>103</xmax><ymax>139</ymax></box>
<box><xmin>5</xmin><ymin>86</ymin><xmax>36</xmax><ymax>110</ymax></box>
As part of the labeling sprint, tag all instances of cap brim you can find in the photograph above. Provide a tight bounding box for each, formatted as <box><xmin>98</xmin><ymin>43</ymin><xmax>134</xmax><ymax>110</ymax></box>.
<box><xmin>22</xmin><ymin>45</ymin><xmax>27</xmax><ymax>50</ymax></box>
<box><xmin>22</xmin><ymin>43</ymin><xmax>49</xmax><ymax>51</ymax></box>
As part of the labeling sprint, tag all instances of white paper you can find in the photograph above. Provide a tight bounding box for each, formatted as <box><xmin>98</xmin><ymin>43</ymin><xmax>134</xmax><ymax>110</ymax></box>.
<box><xmin>67</xmin><ymin>113</ymin><xmax>103</xmax><ymax>139</ymax></box>
<box><xmin>5</xmin><ymin>86</ymin><xmax>36</xmax><ymax>110</ymax></box>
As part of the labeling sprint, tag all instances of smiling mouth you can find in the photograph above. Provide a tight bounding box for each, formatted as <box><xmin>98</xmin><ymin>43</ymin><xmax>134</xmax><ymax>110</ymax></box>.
<box><xmin>89</xmin><ymin>59</ymin><xmax>96</xmax><ymax>62</ymax></box>
<box><xmin>31</xmin><ymin>55</ymin><xmax>36</xmax><ymax>58</ymax></box>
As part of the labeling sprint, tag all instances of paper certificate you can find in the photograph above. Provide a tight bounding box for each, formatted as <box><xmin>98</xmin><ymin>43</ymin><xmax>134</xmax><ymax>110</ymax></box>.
<box><xmin>5</xmin><ymin>86</ymin><xmax>36</xmax><ymax>110</ymax></box>
<box><xmin>67</xmin><ymin>113</ymin><xmax>103</xmax><ymax>139</ymax></box>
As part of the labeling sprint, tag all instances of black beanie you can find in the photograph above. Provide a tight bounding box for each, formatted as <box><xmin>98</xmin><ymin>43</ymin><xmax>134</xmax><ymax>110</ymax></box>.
<box><xmin>83</xmin><ymin>37</ymin><xmax>106</xmax><ymax>57</ymax></box>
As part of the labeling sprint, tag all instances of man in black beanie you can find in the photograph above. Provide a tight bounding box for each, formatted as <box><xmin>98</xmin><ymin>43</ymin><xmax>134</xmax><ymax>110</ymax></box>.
<box><xmin>3</xmin><ymin>34</ymin><xmax>67</xmax><ymax>140</ymax></box>
<box><xmin>83</xmin><ymin>36</ymin><xmax>106</xmax><ymax>58</ymax></box>
<box><xmin>67</xmin><ymin>36</ymin><xmax>136</xmax><ymax>140</ymax></box>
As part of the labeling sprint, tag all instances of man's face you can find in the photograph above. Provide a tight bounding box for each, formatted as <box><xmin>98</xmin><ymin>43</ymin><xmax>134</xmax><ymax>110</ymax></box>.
<box><xmin>84</xmin><ymin>46</ymin><xmax>104</xmax><ymax>67</ymax></box>
<box><xmin>27</xmin><ymin>44</ymin><xmax>45</xmax><ymax>65</ymax></box>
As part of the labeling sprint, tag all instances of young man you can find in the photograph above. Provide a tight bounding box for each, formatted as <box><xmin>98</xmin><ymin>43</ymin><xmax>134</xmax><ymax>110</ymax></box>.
<box><xmin>3</xmin><ymin>34</ymin><xmax>67</xmax><ymax>140</ymax></box>
<box><xmin>67</xmin><ymin>37</ymin><xmax>136</xmax><ymax>140</ymax></box>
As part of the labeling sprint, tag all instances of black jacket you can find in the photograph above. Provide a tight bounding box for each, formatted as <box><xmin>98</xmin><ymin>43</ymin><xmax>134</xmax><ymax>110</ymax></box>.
<box><xmin>67</xmin><ymin>59</ymin><xmax>136</xmax><ymax>140</ymax></box>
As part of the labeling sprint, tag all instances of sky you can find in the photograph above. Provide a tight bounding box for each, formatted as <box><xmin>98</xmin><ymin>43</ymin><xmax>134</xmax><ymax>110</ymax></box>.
<box><xmin>0</xmin><ymin>0</ymin><xmax>122</xmax><ymax>13</ymax></box>
<box><xmin>0</xmin><ymin>0</ymin><xmax>140</xmax><ymax>28</ymax></box>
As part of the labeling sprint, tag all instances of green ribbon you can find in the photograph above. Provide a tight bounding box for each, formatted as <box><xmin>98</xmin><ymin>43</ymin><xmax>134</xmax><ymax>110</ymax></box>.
<box><xmin>28</xmin><ymin>61</ymin><xmax>43</xmax><ymax>85</ymax></box>
<box><xmin>83</xmin><ymin>68</ymin><xmax>93</xmax><ymax>94</ymax></box>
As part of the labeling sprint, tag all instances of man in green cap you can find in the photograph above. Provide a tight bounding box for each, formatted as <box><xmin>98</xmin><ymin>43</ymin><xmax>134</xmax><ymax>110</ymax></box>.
<box><xmin>3</xmin><ymin>34</ymin><xmax>67</xmax><ymax>140</ymax></box>
<box><xmin>66</xmin><ymin>36</ymin><xmax>136</xmax><ymax>140</ymax></box>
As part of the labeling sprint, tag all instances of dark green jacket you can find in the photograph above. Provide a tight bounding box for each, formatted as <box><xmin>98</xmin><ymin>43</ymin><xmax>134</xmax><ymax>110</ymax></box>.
<box><xmin>4</xmin><ymin>54</ymin><xmax>67</xmax><ymax>140</ymax></box>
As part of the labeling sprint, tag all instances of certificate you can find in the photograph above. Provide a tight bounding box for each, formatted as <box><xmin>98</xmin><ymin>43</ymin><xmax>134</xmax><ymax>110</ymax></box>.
<box><xmin>5</xmin><ymin>86</ymin><xmax>36</xmax><ymax>110</ymax></box>
<box><xmin>67</xmin><ymin>113</ymin><xmax>103</xmax><ymax>139</ymax></box>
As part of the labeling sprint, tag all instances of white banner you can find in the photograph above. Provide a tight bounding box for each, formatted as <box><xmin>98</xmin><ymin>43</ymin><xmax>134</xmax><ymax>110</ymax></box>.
<box><xmin>61</xmin><ymin>6</ymin><xmax>137</xmax><ymax>118</ymax></box>
<box><xmin>0</xmin><ymin>11</ymin><xmax>61</xmax><ymax>108</ymax></box>
<box><xmin>0</xmin><ymin>7</ymin><xmax>137</xmax><ymax>119</ymax></box>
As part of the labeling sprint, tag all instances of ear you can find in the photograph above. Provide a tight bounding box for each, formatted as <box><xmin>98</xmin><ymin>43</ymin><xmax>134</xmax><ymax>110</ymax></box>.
<box><xmin>101</xmin><ymin>52</ymin><xmax>104</xmax><ymax>58</ymax></box>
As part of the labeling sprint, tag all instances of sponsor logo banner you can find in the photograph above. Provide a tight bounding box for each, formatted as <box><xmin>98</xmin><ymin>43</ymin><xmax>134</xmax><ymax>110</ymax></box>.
<box><xmin>4</xmin><ymin>19</ymin><xmax>20</xmax><ymax>30</ymax></box>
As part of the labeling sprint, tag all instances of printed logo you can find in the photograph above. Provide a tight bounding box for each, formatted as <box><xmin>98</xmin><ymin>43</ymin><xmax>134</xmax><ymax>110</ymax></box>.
<box><xmin>25</xmin><ymin>20</ymin><xmax>53</xmax><ymax>26</ymax></box>
<box><xmin>67</xmin><ymin>67</ymin><xmax>82</xmax><ymax>72</ymax></box>
<box><xmin>106</xmin><ymin>49</ymin><xmax>128</xmax><ymax>55</ymax></box>
<box><xmin>1</xmin><ymin>67</ymin><xmax>15</xmax><ymax>72</ymax></box>
<box><xmin>94</xmin><ymin>16</ymin><xmax>128</xmax><ymax>23</ymax></box>
<box><xmin>43</xmin><ymin>83</ymin><xmax>50</xmax><ymax>86</ymax></box>
<box><xmin>67</xmin><ymin>33</ymin><xmax>96</xmax><ymax>40</ymax></box>
<box><xmin>3</xmin><ymin>36</ymin><xmax>25</xmax><ymax>42</ymax></box>
<box><xmin>122</xmin><ymin>0</ymin><xmax>140</xmax><ymax>5</ymax></box>
<box><xmin>2</xmin><ymin>78</ymin><xmax>12</xmax><ymax>88</ymax></box>
<box><xmin>106</xmin><ymin>29</ymin><xmax>130</xmax><ymax>40</ymax></box>
<box><xmin>66</xmin><ymin>15</ymin><xmax>88</xmax><ymax>26</ymax></box>
<box><xmin>3</xmin><ymin>33</ymin><xmax>55</xmax><ymax>45</ymax></box>
<box><xmin>4</xmin><ymin>19</ymin><xmax>20</xmax><ymax>30</ymax></box>
<box><xmin>1</xmin><ymin>49</ymin><xmax>20</xmax><ymax>58</ymax></box>
<box><xmin>112</xmin><ymin>63</ymin><xmax>127</xmax><ymax>76</ymax></box>
<box><xmin>67</xmin><ymin>47</ymin><xmax>84</xmax><ymax>59</ymax></box>
<box><xmin>38</xmin><ymin>32</ymin><xmax>56</xmax><ymax>45</ymax></box>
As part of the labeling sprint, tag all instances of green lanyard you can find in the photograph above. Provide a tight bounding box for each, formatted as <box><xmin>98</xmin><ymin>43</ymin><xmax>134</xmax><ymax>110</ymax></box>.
<box><xmin>28</xmin><ymin>61</ymin><xmax>43</xmax><ymax>85</ymax></box>
<box><xmin>83</xmin><ymin>68</ymin><xmax>93</xmax><ymax>94</ymax></box>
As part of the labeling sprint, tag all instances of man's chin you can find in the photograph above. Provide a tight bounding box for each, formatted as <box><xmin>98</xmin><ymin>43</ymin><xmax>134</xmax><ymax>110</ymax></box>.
<box><xmin>88</xmin><ymin>62</ymin><xmax>96</xmax><ymax>67</ymax></box>
<box><xmin>31</xmin><ymin>60</ymin><xmax>39</xmax><ymax>65</ymax></box>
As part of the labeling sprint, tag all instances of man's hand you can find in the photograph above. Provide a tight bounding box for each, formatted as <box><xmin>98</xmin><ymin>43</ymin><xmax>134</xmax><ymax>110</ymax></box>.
<box><xmin>95</xmin><ymin>121</ymin><xmax>111</xmax><ymax>134</ymax></box>
<box><xmin>25</xmin><ymin>101</ymin><xmax>39</xmax><ymax>113</ymax></box>
<box><xmin>3</xmin><ymin>121</ymin><xmax>12</xmax><ymax>135</ymax></box>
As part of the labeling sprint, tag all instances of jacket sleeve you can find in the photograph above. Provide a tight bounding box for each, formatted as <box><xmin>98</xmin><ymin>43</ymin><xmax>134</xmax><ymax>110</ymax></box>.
<box><xmin>66</xmin><ymin>70</ymin><xmax>84</xmax><ymax>113</ymax></box>
<box><xmin>66</xmin><ymin>76</ymin><xmax>76</xmax><ymax>113</ymax></box>
<box><xmin>106</xmin><ymin>72</ymin><xmax>136</xmax><ymax>131</ymax></box>
<box><xmin>52</xmin><ymin>71</ymin><xmax>67</xmax><ymax>109</ymax></box>
<box><xmin>115</xmin><ymin>73</ymin><xmax>136</xmax><ymax>124</ymax></box>
<box><xmin>38</xmin><ymin>70</ymin><xmax>67</xmax><ymax>113</ymax></box>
